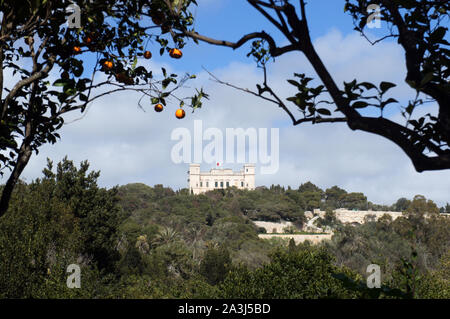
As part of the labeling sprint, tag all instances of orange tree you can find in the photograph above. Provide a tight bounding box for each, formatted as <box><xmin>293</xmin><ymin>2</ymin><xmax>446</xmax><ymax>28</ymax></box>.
<box><xmin>0</xmin><ymin>0</ymin><xmax>207</xmax><ymax>216</ymax></box>
<box><xmin>172</xmin><ymin>0</ymin><xmax>449</xmax><ymax>172</ymax></box>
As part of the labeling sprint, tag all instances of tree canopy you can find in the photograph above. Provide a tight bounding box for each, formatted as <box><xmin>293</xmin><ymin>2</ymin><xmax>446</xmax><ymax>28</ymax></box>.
<box><xmin>176</xmin><ymin>1</ymin><xmax>449</xmax><ymax>172</ymax></box>
<box><xmin>1</xmin><ymin>0</ymin><xmax>449</xmax><ymax>217</ymax></box>
<box><xmin>0</xmin><ymin>157</ymin><xmax>449</xmax><ymax>298</ymax></box>
<box><xmin>0</xmin><ymin>0</ymin><xmax>206</xmax><ymax>216</ymax></box>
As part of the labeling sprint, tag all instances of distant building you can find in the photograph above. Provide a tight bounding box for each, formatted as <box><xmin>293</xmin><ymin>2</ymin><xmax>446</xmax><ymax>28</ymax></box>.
<box><xmin>188</xmin><ymin>163</ymin><xmax>255</xmax><ymax>195</ymax></box>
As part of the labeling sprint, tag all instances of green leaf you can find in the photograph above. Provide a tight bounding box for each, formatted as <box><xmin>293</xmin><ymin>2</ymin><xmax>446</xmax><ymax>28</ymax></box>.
<box><xmin>352</xmin><ymin>101</ymin><xmax>369</xmax><ymax>109</ymax></box>
<box><xmin>430</xmin><ymin>26</ymin><xmax>447</xmax><ymax>42</ymax></box>
<box><xmin>286</xmin><ymin>96</ymin><xmax>302</xmax><ymax>107</ymax></box>
<box><xmin>420</xmin><ymin>72</ymin><xmax>434</xmax><ymax>87</ymax></box>
<box><xmin>53</xmin><ymin>79</ymin><xmax>69</xmax><ymax>87</ymax></box>
<box><xmin>405</xmin><ymin>80</ymin><xmax>417</xmax><ymax>89</ymax></box>
<box><xmin>64</xmin><ymin>87</ymin><xmax>76</xmax><ymax>96</ymax></box>
<box><xmin>382</xmin><ymin>98</ymin><xmax>398</xmax><ymax>107</ymax></box>
<box><xmin>132</xmin><ymin>55</ymin><xmax>138</xmax><ymax>70</ymax></box>
<box><xmin>287</xmin><ymin>79</ymin><xmax>300</xmax><ymax>88</ymax></box>
<box><xmin>405</xmin><ymin>104</ymin><xmax>415</xmax><ymax>115</ymax></box>
<box><xmin>73</xmin><ymin>66</ymin><xmax>83</xmax><ymax>77</ymax></box>
<box><xmin>358</xmin><ymin>82</ymin><xmax>376</xmax><ymax>90</ymax></box>
<box><xmin>379</xmin><ymin>81</ymin><xmax>396</xmax><ymax>94</ymax></box>
<box><xmin>162</xmin><ymin>78</ymin><xmax>171</xmax><ymax>89</ymax></box>
<box><xmin>79</xmin><ymin>93</ymin><xmax>88</xmax><ymax>102</ymax></box>
<box><xmin>316</xmin><ymin>108</ymin><xmax>331</xmax><ymax>116</ymax></box>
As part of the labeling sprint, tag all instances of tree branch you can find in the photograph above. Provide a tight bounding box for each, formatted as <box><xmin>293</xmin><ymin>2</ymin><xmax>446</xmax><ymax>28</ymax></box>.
<box><xmin>181</xmin><ymin>29</ymin><xmax>296</xmax><ymax>57</ymax></box>
<box><xmin>1</xmin><ymin>55</ymin><xmax>56</xmax><ymax>121</ymax></box>
<box><xmin>248</xmin><ymin>0</ymin><xmax>297</xmax><ymax>44</ymax></box>
<box><xmin>293</xmin><ymin>117</ymin><xmax>347</xmax><ymax>125</ymax></box>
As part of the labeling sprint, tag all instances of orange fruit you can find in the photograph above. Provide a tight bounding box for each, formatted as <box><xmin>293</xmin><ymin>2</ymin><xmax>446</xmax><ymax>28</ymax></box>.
<box><xmin>84</xmin><ymin>36</ymin><xmax>92</xmax><ymax>44</ymax></box>
<box><xmin>143</xmin><ymin>51</ymin><xmax>152</xmax><ymax>59</ymax></box>
<box><xmin>154</xmin><ymin>104</ymin><xmax>163</xmax><ymax>112</ymax></box>
<box><xmin>61</xmin><ymin>71</ymin><xmax>69</xmax><ymax>80</ymax></box>
<box><xmin>175</xmin><ymin>108</ymin><xmax>185</xmax><ymax>119</ymax></box>
<box><xmin>103</xmin><ymin>60</ymin><xmax>113</xmax><ymax>70</ymax></box>
<box><xmin>73</xmin><ymin>46</ymin><xmax>82</xmax><ymax>54</ymax></box>
<box><xmin>169</xmin><ymin>48</ymin><xmax>182</xmax><ymax>59</ymax></box>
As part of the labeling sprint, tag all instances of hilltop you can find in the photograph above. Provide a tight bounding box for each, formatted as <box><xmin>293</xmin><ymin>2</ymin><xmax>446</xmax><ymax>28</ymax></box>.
<box><xmin>1</xmin><ymin>159</ymin><xmax>448</xmax><ymax>298</ymax></box>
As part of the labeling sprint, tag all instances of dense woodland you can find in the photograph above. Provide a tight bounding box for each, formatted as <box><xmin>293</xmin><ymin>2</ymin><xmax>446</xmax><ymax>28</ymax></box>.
<box><xmin>0</xmin><ymin>158</ymin><xmax>448</xmax><ymax>298</ymax></box>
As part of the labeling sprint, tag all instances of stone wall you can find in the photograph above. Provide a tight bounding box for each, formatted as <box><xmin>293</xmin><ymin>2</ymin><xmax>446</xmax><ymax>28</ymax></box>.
<box><xmin>253</xmin><ymin>220</ymin><xmax>293</xmax><ymax>233</ymax></box>
<box><xmin>258</xmin><ymin>233</ymin><xmax>333</xmax><ymax>244</ymax></box>
<box><xmin>312</xmin><ymin>208</ymin><xmax>403</xmax><ymax>224</ymax></box>
<box><xmin>335</xmin><ymin>209</ymin><xmax>403</xmax><ymax>224</ymax></box>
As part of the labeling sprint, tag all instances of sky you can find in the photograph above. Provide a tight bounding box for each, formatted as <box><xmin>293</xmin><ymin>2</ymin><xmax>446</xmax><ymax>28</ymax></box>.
<box><xmin>6</xmin><ymin>0</ymin><xmax>450</xmax><ymax>207</ymax></box>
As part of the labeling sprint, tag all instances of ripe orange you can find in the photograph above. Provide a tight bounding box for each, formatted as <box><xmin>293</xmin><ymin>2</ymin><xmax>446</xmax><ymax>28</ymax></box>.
<box><xmin>175</xmin><ymin>108</ymin><xmax>185</xmax><ymax>119</ymax></box>
<box><xmin>73</xmin><ymin>46</ymin><xmax>82</xmax><ymax>54</ymax></box>
<box><xmin>169</xmin><ymin>48</ymin><xmax>182</xmax><ymax>59</ymax></box>
<box><xmin>143</xmin><ymin>51</ymin><xmax>152</xmax><ymax>59</ymax></box>
<box><xmin>61</xmin><ymin>71</ymin><xmax>69</xmax><ymax>80</ymax></box>
<box><xmin>103</xmin><ymin>60</ymin><xmax>113</xmax><ymax>70</ymax></box>
<box><xmin>84</xmin><ymin>36</ymin><xmax>92</xmax><ymax>44</ymax></box>
<box><xmin>154</xmin><ymin>104</ymin><xmax>164</xmax><ymax>112</ymax></box>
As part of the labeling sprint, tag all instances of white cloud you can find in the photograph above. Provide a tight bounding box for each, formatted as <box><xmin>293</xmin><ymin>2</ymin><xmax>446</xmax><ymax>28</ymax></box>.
<box><xmin>9</xmin><ymin>28</ymin><xmax>450</xmax><ymax>207</ymax></box>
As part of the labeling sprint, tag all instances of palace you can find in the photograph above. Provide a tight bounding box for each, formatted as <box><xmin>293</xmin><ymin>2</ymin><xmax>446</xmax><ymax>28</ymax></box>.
<box><xmin>188</xmin><ymin>163</ymin><xmax>255</xmax><ymax>195</ymax></box>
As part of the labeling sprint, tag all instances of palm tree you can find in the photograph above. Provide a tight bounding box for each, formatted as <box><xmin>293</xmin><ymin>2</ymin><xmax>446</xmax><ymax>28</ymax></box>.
<box><xmin>152</xmin><ymin>226</ymin><xmax>179</xmax><ymax>247</ymax></box>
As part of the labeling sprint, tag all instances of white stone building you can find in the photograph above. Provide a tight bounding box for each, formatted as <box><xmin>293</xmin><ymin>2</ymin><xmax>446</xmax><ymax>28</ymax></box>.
<box><xmin>188</xmin><ymin>163</ymin><xmax>255</xmax><ymax>195</ymax></box>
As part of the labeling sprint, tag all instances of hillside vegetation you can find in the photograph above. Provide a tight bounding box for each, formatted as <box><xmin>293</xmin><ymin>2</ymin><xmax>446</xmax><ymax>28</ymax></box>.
<box><xmin>0</xmin><ymin>158</ymin><xmax>448</xmax><ymax>298</ymax></box>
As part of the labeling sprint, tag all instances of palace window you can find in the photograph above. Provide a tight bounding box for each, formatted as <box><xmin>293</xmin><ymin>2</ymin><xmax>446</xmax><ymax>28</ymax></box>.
<box><xmin>220</xmin><ymin>181</ymin><xmax>223</xmax><ymax>188</ymax></box>
<box><xmin>215</xmin><ymin>181</ymin><xmax>218</xmax><ymax>187</ymax></box>
<box><xmin>226</xmin><ymin>182</ymin><xmax>229</xmax><ymax>187</ymax></box>
<box><xmin>200</xmin><ymin>182</ymin><xmax>202</xmax><ymax>187</ymax></box>
<box><xmin>241</xmin><ymin>181</ymin><xmax>244</xmax><ymax>187</ymax></box>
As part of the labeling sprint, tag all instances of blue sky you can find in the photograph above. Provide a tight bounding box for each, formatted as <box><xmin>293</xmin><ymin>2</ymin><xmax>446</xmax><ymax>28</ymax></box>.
<box><xmin>7</xmin><ymin>0</ymin><xmax>450</xmax><ymax>207</ymax></box>
<box><xmin>167</xmin><ymin>0</ymin><xmax>362</xmax><ymax>71</ymax></box>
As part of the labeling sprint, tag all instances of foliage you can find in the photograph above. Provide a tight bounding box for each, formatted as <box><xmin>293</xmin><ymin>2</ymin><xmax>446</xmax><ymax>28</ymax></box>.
<box><xmin>0</xmin><ymin>0</ymin><xmax>207</xmax><ymax>216</ymax></box>
<box><xmin>1</xmin><ymin>159</ymin><xmax>448</xmax><ymax>298</ymax></box>
<box><xmin>416</xmin><ymin>252</ymin><xmax>450</xmax><ymax>299</ymax></box>
<box><xmin>0</xmin><ymin>157</ymin><xmax>123</xmax><ymax>297</ymax></box>
<box><xmin>324</xmin><ymin>198</ymin><xmax>450</xmax><ymax>292</ymax></box>
<box><xmin>178</xmin><ymin>0</ymin><xmax>450</xmax><ymax>172</ymax></box>
<box><xmin>219</xmin><ymin>246</ymin><xmax>360</xmax><ymax>298</ymax></box>
<box><xmin>199</xmin><ymin>245</ymin><xmax>232</xmax><ymax>286</ymax></box>
<box><xmin>316</xmin><ymin>209</ymin><xmax>337</xmax><ymax>229</ymax></box>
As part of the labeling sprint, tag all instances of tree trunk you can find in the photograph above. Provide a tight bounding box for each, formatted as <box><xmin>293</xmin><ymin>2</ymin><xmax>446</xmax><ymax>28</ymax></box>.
<box><xmin>0</xmin><ymin>142</ymin><xmax>32</xmax><ymax>217</ymax></box>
